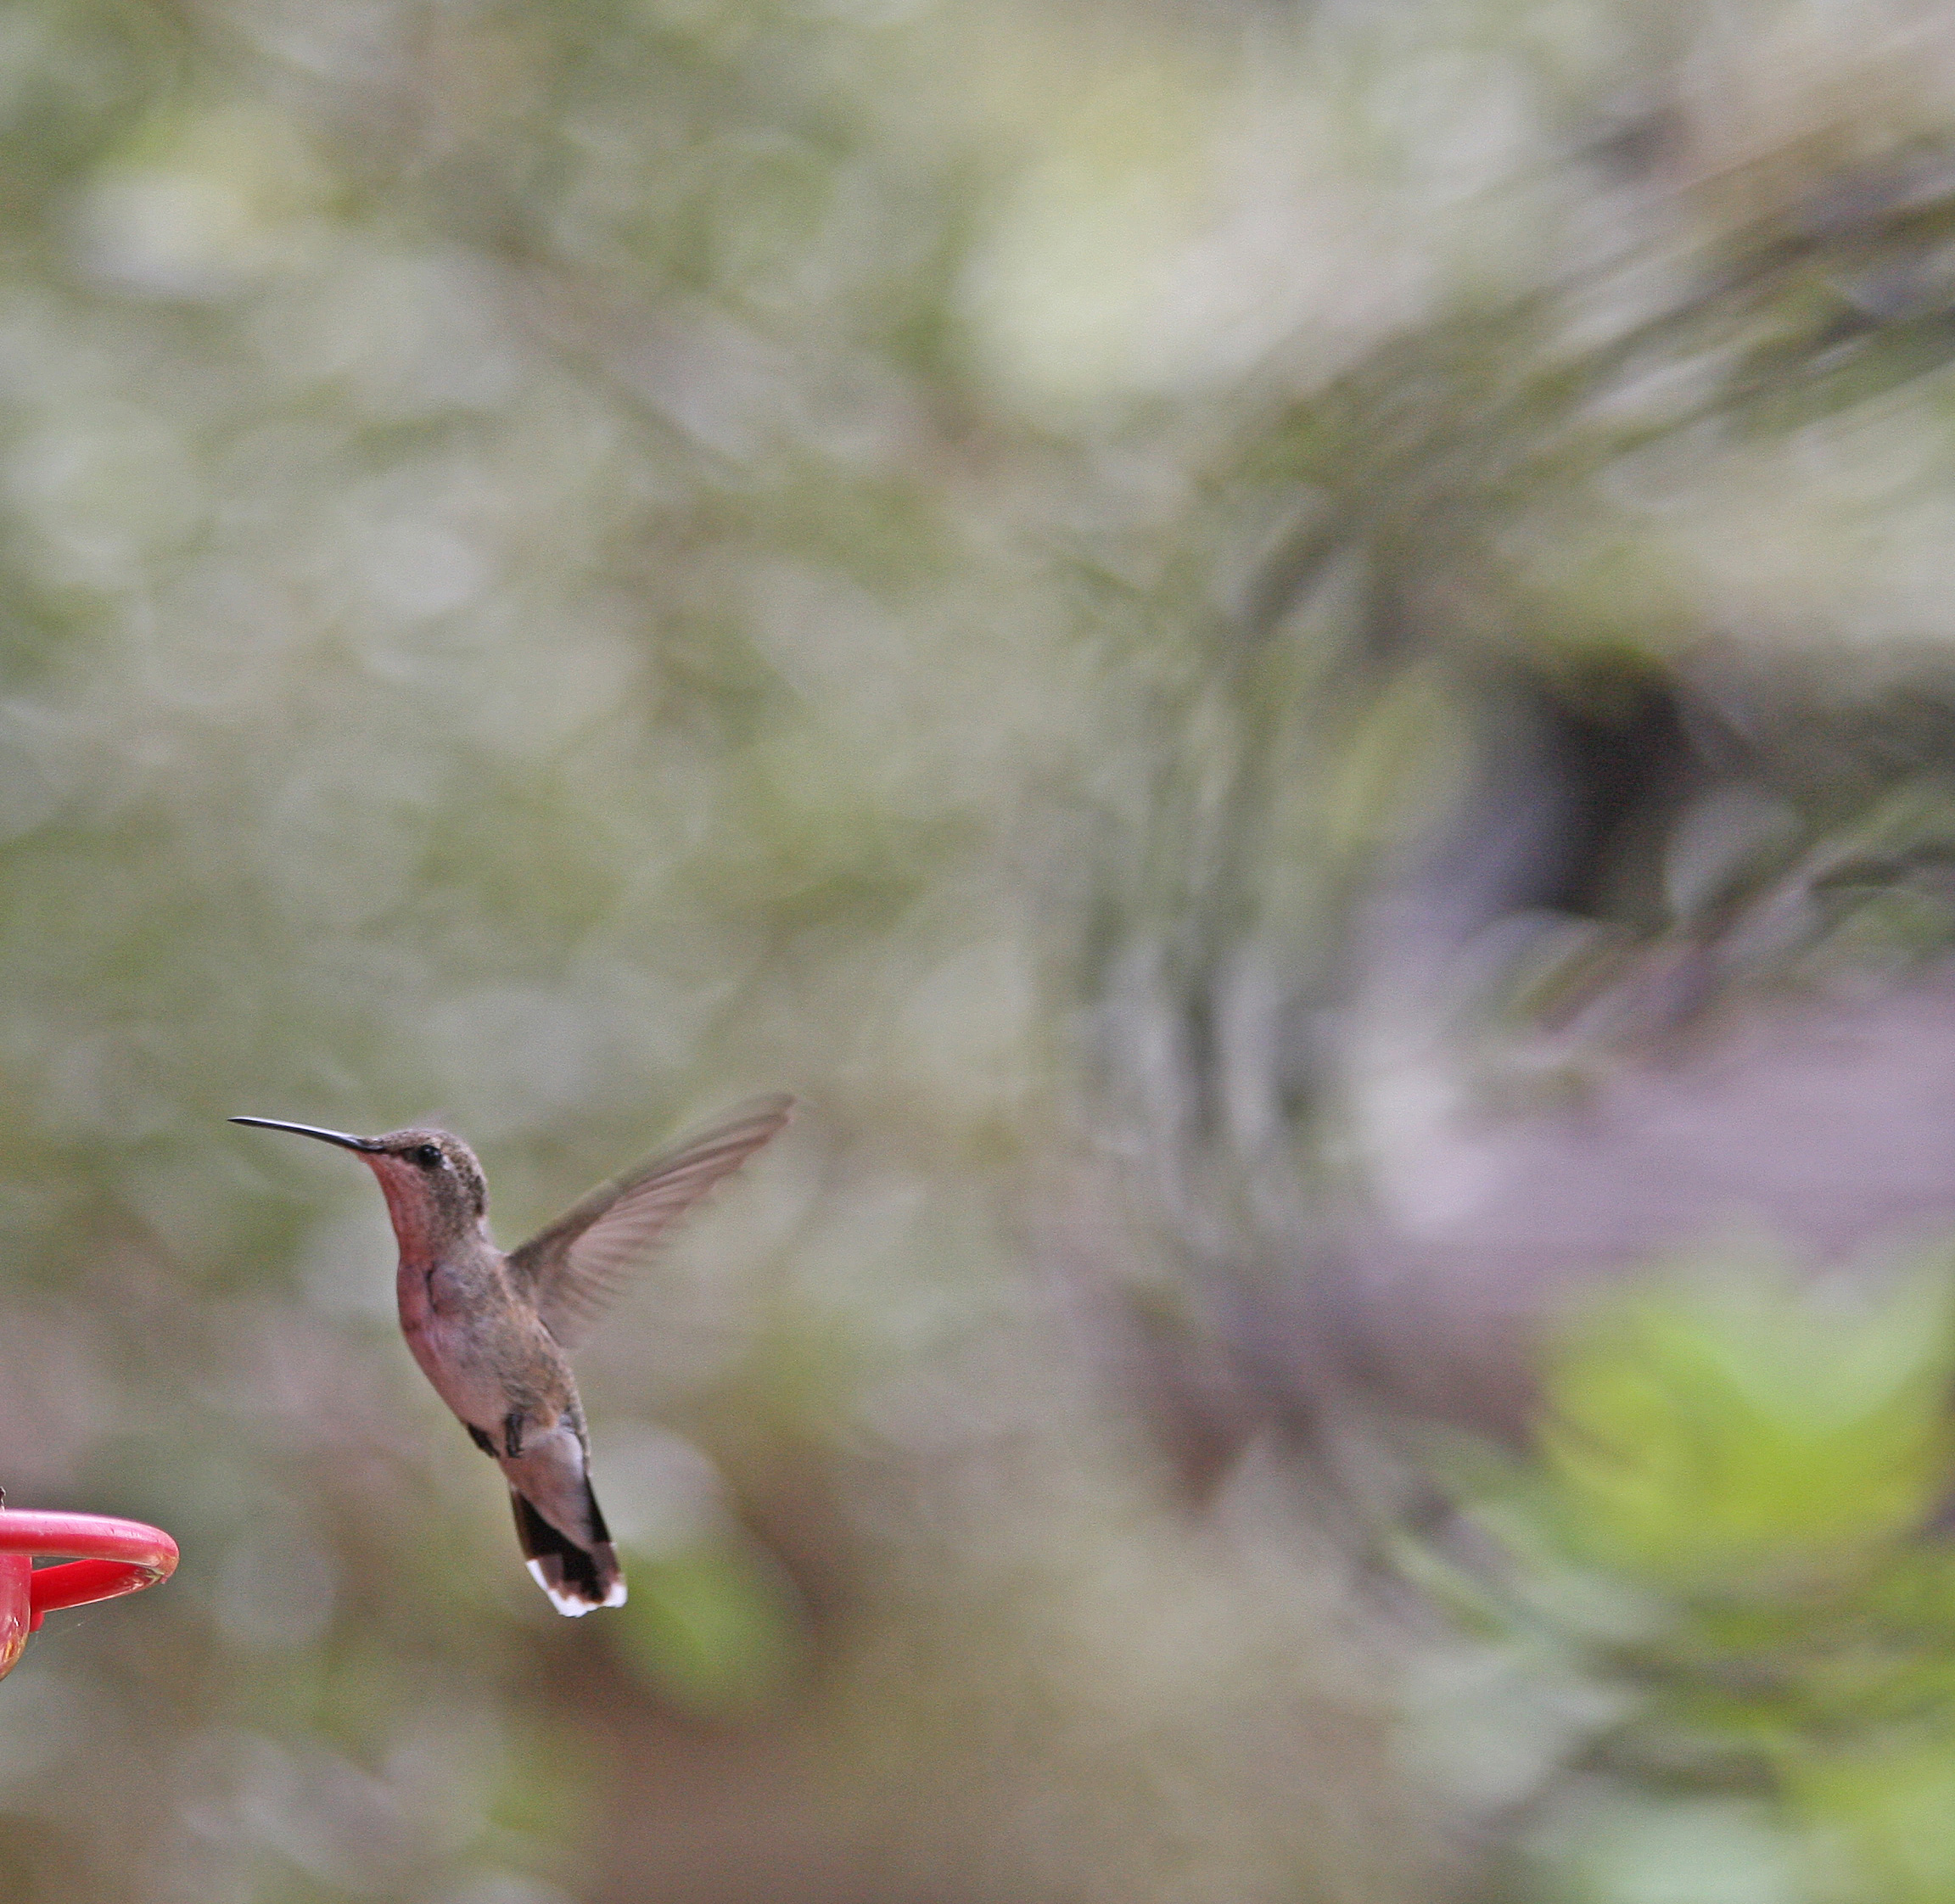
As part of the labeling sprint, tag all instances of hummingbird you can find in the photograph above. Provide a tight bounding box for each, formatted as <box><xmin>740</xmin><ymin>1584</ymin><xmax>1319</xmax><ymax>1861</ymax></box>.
<box><xmin>232</xmin><ymin>1094</ymin><xmax>795</xmax><ymax>1615</ymax></box>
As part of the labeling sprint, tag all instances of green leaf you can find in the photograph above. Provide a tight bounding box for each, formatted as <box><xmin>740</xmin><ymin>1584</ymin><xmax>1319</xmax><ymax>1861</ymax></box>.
<box><xmin>1788</xmin><ymin>1735</ymin><xmax>1955</xmax><ymax>1904</ymax></box>
<box><xmin>1537</xmin><ymin>1256</ymin><xmax>1955</xmax><ymax>1592</ymax></box>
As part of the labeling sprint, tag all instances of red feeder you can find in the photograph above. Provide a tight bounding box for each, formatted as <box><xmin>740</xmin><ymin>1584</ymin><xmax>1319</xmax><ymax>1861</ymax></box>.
<box><xmin>0</xmin><ymin>1509</ymin><xmax>178</xmax><ymax>1680</ymax></box>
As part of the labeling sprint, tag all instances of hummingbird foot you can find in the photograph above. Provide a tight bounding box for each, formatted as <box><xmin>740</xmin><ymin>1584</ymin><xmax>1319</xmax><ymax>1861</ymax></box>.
<box><xmin>465</xmin><ymin>1424</ymin><xmax>497</xmax><ymax>1458</ymax></box>
<box><xmin>508</xmin><ymin>1487</ymin><xmax>625</xmax><ymax>1615</ymax></box>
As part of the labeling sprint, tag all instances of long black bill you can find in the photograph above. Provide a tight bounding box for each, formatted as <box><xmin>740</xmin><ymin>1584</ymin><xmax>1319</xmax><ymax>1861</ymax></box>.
<box><xmin>229</xmin><ymin>1117</ymin><xmax>381</xmax><ymax>1152</ymax></box>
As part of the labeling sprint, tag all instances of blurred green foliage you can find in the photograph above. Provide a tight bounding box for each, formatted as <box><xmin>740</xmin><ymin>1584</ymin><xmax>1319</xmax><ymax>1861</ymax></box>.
<box><xmin>612</xmin><ymin>1533</ymin><xmax>805</xmax><ymax>1718</ymax></box>
<box><xmin>1420</xmin><ymin>1260</ymin><xmax>1955</xmax><ymax>1903</ymax></box>
<box><xmin>1544</xmin><ymin>1265</ymin><xmax>1955</xmax><ymax>1586</ymax></box>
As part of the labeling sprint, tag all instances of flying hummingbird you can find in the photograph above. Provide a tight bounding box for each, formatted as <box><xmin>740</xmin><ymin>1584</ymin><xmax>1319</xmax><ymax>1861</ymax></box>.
<box><xmin>232</xmin><ymin>1094</ymin><xmax>795</xmax><ymax>1615</ymax></box>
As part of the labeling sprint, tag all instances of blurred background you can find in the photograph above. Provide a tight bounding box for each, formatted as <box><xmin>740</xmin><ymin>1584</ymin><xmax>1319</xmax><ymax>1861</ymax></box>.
<box><xmin>10</xmin><ymin>1</ymin><xmax>1955</xmax><ymax>1900</ymax></box>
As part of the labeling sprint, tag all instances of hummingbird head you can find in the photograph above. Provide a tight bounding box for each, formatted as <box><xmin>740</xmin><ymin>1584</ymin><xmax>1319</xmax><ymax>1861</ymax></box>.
<box><xmin>231</xmin><ymin>1118</ymin><xmax>490</xmax><ymax>1257</ymax></box>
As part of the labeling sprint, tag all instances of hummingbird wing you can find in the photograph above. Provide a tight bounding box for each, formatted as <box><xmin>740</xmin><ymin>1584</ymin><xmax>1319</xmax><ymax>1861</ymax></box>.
<box><xmin>508</xmin><ymin>1093</ymin><xmax>795</xmax><ymax>1350</ymax></box>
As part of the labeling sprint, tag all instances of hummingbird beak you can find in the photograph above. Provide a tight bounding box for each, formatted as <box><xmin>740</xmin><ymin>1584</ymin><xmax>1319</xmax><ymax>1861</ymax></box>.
<box><xmin>229</xmin><ymin>1117</ymin><xmax>382</xmax><ymax>1153</ymax></box>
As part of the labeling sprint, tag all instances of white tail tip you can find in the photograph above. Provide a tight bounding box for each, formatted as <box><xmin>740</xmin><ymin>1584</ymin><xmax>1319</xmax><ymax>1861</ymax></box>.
<box><xmin>527</xmin><ymin>1558</ymin><xmax>628</xmax><ymax>1616</ymax></box>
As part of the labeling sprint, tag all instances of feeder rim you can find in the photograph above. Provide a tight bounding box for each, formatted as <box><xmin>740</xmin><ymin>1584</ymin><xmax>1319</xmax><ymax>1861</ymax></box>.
<box><xmin>0</xmin><ymin>1508</ymin><xmax>178</xmax><ymax>1627</ymax></box>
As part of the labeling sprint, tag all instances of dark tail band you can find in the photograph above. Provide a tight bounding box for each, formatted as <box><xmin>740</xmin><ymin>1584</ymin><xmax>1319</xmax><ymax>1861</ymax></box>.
<box><xmin>509</xmin><ymin>1488</ymin><xmax>625</xmax><ymax>1616</ymax></box>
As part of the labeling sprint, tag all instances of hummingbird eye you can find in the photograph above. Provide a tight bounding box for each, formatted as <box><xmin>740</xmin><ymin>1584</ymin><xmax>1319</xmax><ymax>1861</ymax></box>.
<box><xmin>412</xmin><ymin>1143</ymin><xmax>444</xmax><ymax>1168</ymax></box>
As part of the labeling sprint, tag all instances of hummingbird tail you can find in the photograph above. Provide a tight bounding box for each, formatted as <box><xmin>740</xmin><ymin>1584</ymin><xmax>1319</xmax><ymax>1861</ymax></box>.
<box><xmin>509</xmin><ymin>1487</ymin><xmax>626</xmax><ymax>1616</ymax></box>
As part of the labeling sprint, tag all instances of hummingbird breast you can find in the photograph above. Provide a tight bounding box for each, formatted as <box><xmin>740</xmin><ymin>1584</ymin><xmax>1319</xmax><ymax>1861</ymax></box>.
<box><xmin>396</xmin><ymin>1249</ymin><xmax>573</xmax><ymax>1439</ymax></box>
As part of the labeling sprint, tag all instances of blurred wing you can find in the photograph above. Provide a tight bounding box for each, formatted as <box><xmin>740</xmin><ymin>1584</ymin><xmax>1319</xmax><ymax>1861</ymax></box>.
<box><xmin>509</xmin><ymin>1094</ymin><xmax>795</xmax><ymax>1350</ymax></box>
